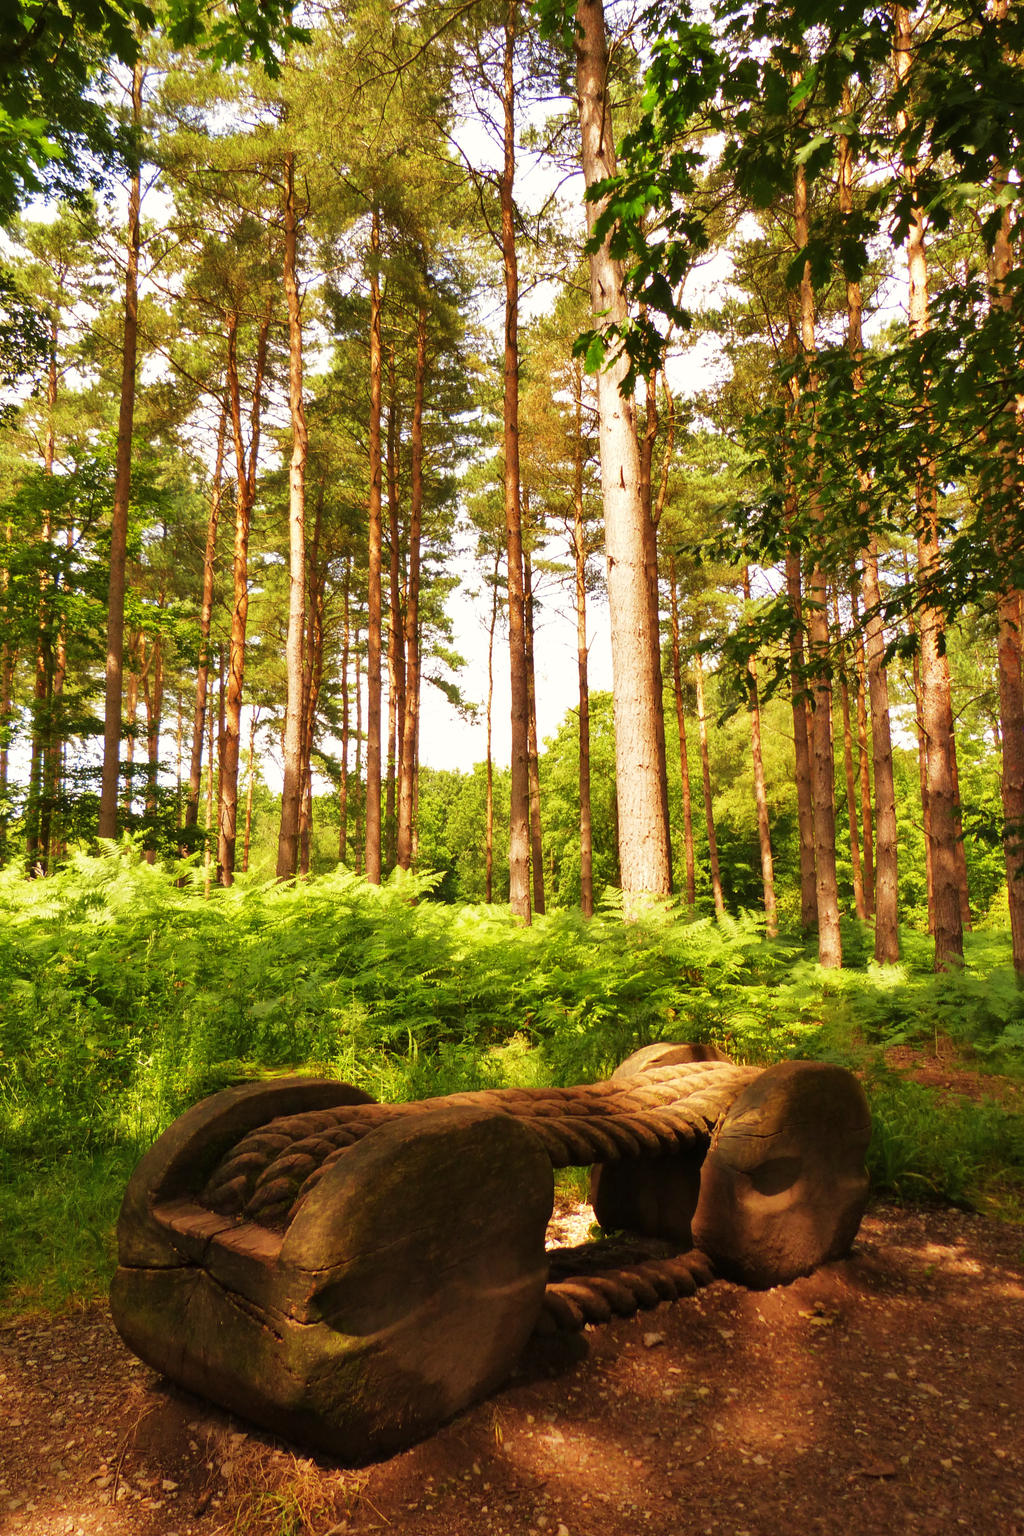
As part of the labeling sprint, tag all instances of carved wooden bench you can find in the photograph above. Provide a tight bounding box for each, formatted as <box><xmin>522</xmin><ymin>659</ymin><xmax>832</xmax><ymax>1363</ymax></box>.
<box><xmin>111</xmin><ymin>1044</ymin><xmax>870</xmax><ymax>1463</ymax></box>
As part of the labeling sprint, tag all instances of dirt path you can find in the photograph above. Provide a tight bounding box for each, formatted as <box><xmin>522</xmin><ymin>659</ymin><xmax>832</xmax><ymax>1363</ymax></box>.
<box><xmin>1</xmin><ymin>1201</ymin><xmax>1023</xmax><ymax>1536</ymax></box>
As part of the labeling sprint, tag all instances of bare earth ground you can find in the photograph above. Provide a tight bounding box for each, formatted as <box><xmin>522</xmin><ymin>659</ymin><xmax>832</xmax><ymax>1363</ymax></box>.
<box><xmin>2</xmin><ymin>1054</ymin><xmax>1023</xmax><ymax>1536</ymax></box>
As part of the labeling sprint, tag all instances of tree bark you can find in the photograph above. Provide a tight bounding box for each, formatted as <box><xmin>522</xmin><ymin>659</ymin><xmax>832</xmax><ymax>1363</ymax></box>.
<box><xmin>574</xmin><ymin>0</ymin><xmax>671</xmax><ymax>907</ymax></box>
<box><xmin>861</xmin><ymin>542</ymin><xmax>900</xmax><ymax>961</ymax></box>
<box><xmin>385</xmin><ymin>352</ymin><xmax>405</xmax><ymax>874</ymax></box>
<box><xmin>218</xmin><ymin>303</ymin><xmax>270</xmax><ymax>884</ymax></box>
<box><xmin>339</xmin><ymin>557</ymin><xmax>351</xmax><ymax>866</ymax></box>
<box><xmin>668</xmin><ymin>556</ymin><xmax>696</xmax><ymax>907</ymax></box>
<box><xmin>694</xmin><ymin>647</ymin><xmax>724</xmax><ymax>917</ymax></box>
<box><xmin>299</xmin><ymin>484</ymin><xmax>325</xmax><ymax>879</ymax></box>
<box><xmin>572</xmin><ymin>370</ymin><xmax>594</xmax><ymax>918</ymax></box>
<box><xmin>895</xmin><ymin>3</ymin><xmax>962</xmax><ymax>969</ymax></box>
<box><xmin>501</xmin><ymin>1</ymin><xmax>532</xmax><ymax>921</ymax></box>
<box><xmin>850</xmin><ymin>579</ymin><xmax>875</xmax><ymax>915</ymax></box>
<box><xmin>276</xmin><ymin>150</ymin><xmax>309</xmax><ymax>882</ymax></box>
<box><xmin>242</xmin><ymin>707</ymin><xmax>258</xmax><ymax>874</ymax></box>
<box><xmin>99</xmin><ymin>58</ymin><xmax>144</xmax><ymax>841</ymax></box>
<box><xmin>365</xmin><ymin>206</ymin><xmax>384</xmax><ymax>885</ymax></box>
<box><xmin>794</xmin><ymin>153</ymin><xmax>842</xmax><ymax>967</ymax></box>
<box><xmin>833</xmin><ymin>591</ymin><xmax>866</xmax><ymax>920</ymax></box>
<box><xmin>185</xmin><ymin>402</ymin><xmax>226</xmax><ymax>833</ymax></box>
<box><xmin>397</xmin><ymin>305</ymin><xmax>426</xmax><ymax>870</ymax></box>
<box><xmin>524</xmin><ymin>533</ymin><xmax>545</xmax><ymax>915</ymax></box>
<box><xmin>744</xmin><ymin>569</ymin><xmax>777</xmax><ymax>937</ymax></box>
<box><xmin>485</xmin><ymin>550</ymin><xmax>501</xmax><ymax>905</ymax></box>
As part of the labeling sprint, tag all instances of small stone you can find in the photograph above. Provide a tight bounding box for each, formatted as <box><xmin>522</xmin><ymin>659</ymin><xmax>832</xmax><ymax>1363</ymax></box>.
<box><xmin>642</xmin><ymin>1333</ymin><xmax>666</xmax><ymax>1349</ymax></box>
<box><xmin>161</xmin><ymin>1480</ymin><xmax>179</xmax><ymax>1493</ymax></box>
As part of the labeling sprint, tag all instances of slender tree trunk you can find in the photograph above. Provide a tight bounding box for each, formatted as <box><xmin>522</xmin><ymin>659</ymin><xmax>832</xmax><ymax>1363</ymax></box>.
<box><xmin>123</xmin><ymin>646</ymin><xmax>139</xmax><ymax>820</ymax></box>
<box><xmin>354</xmin><ymin>641</ymin><xmax>364</xmax><ymax>876</ymax></box>
<box><xmin>364</xmin><ymin>206</ymin><xmax>384</xmax><ymax>885</ymax></box>
<box><xmin>744</xmin><ymin>569</ymin><xmax>777</xmax><ymax>936</ymax></box>
<box><xmin>142</xmin><ymin>629</ymin><xmax>163</xmax><ymax>863</ymax></box>
<box><xmin>694</xmin><ymin>647</ymin><xmax>724</xmax><ymax>917</ymax></box>
<box><xmin>639</xmin><ymin>373</ymin><xmax>673</xmax><ymax>886</ymax></box>
<box><xmin>203</xmin><ymin>669</ymin><xmax>215</xmax><ymax>898</ymax></box>
<box><xmin>385</xmin><ymin>356</ymin><xmax>405</xmax><ymax>874</ymax></box>
<box><xmin>218</xmin><ymin>304</ymin><xmax>270</xmax><ymax>884</ymax></box>
<box><xmin>485</xmin><ymin>552</ymin><xmax>500</xmax><ymax>905</ymax></box>
<box><xmin>895</xmin><ymin>4</ymin><xmax>962</xmax><ymax>969</ymax></box>
<box><xmin>242</xmin><ymin>708</ymin><xmax>258</xmax><ymax>875</ymax></box>
<box><xmin>500</xmin><ymin>2</ymin><xmax>532</xmax><ymax>921</ymax></box>
<box><xmin>99</xmin><ymin>58</ymin><xmax>144</xmax><ymax>840</ymax></box>
<box><xmin>833</xmin><ymin>592</ymin><xmax>866</xmax><ymax>920</ymax></box>
<box><xmin>850</xmin><ymin>579</ymin><xmax>875</xmax><ymax>915</ymax></box>
<box><xmin>276</xmin><ymin>151</ymin><xmax>309</xmax><ymax>882</ymax></box>
<box><xmin>572</xmin><ymin>376</ymin><xmax>594</xmax><ymax>918</ymax></box>
<box><xmin>185</xmin><ymin>403</ymin><xmax>226</xmax><ymax>832</ymax></box>
<box><xmin>524</xmin><ymin>534</ymin><xmax>545</xmax><ymax>915</ymax></box>
<box><xmin>299</xmin><ymin>486</ymin><xmax>324</xmax><ymax>879</ymax></box>
<box><xmin>397</xmin><ymin>305</ymin><xmax>426</xmax><ymax>870</ymax></box>
<box><xmin>575</xmin><ymin>0</ymin><xmax>671</xmax><ymax>907</ymax></box>
<box><xmin>783</xmin><ymin>314</ymin><xmax>818</xmax><ymax>932</ymax></box>
<box><xmin>668</xmin><ymin>557</ymin><xmax>696</xmax><ymax>907</ymax></box>
<box><xmin>987</xmin><ymin>74</ymin><xmax>1024</xmax><ymax>972</ymax></box>
<box><xmin>339</xmin><ymin>559</ymin><xmax>351</xmax><ymax>865</ymax></box>
<box><xmin>795</xmin><ymin>152</ymin><xmax>842</xmax><ymax>966</ymax></box>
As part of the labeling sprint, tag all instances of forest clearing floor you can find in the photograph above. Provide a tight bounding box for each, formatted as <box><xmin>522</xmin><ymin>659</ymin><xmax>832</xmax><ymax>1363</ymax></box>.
<box><xmin>2</xmin><ymin>1192</ymin><xmax>1024</xmax><ymax>1536</ymax></box>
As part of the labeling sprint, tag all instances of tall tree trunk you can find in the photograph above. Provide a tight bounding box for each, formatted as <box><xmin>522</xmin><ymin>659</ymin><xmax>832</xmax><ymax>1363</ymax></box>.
<box><xmin>833</xmin><ymin>592</ymin><xmax>866</xmax><ymax>920</ymax></box>
<box><xmin>895</xmin><ymin>4</ymin><xmax>962</xmax><ymax>969</ymax></box>
<box><xmin>524</xmin><ymin>533</ymin><xmax>545</xmax><ymax>915</ymax></box>
<box><xmin>397</xmin><ymin>305</ymin><xmax>426</xmax><ymax>870</ymax></box>
<box><xmin>99</xmin><ymin>58</ymin><xmax>144</xmax><ymax>840</ymax></box>
<box><xmin>242</xmin><ymin>707</ymin><xmax>258</xmax><ymax>874</ymax></box>
<box><xmin>694</xmin><ymin>647</ymin><xmax>724</xmax><ymax>917</ymax></box>
<box><xmin>572</xmin><ymin>373</ymin><xmax>594</xmax><ymax>918</ymax></box>
<box><xmin>850</xmin><ymin>580</ymin><xmax>876</xmax><ymax>915</ymax></box>
<box><xmin>485</xmin><ymin>552</ymin><xmax>500</xmax><ymax>905</ymax></box>
<box><xmin>575</xmin><ymin>0</ymin><xmax>671</xmax><ymax>907</ymax></box>
<box><xmin>668</xmin><ymin>557</ymin><xmax>696</xmax><ymax>906</ymax></box>
<box><xmin>354</xmin><ymin>640</ymin><xmax>364</xmax><ymax>876</ymax></box>
<box><xmin>142</xmin><ymin>629</ymin><xmax>163</xmax><ymax>863</ymax></box>
<box><xmin>638</xmin><ymin>372</ymin><xmax>673</xmax><ymax>886</ymax></box>
<box><xmin>840</xmin><ymin>113</ymin><xmax>898</xmax><ymax>957</ymax></box>
<box><xmin>783</xmin><ymin>312</ymin><xmax>818</xmax><ymax>932</ymax></box>
<box><xmin>500</xmin><ymin>1</ymin><xmax>532</xmax><ymax>921</ymax></box>
<box><xmin>276</xmin><ymin>151</ymin><xmax>309</xmax><ymax>882</ymax></box>
<box><xmin>185</xmin><ymin>402</ymin><xmax>226</xmax><ymax>832</ymax></box>
<box><xmin>203</xmin><ymin>668</ymin><xmax>215</xmax><ymax>898</ymax></box>
<box><xmin>218</xmin><ymin>304</ymin><xmax>270</xmax><ymax>884</ymax></box>
<box><xmin>795</xmin><ymin>152</ymin><xmax>842</xmax><ymax>966</ymax></box>
<box><xmin>385</xmin><ymin>354</ymin><xmax>405</xmax><ymax>874</ymax></box>
<box><xmin>987</xmin><ymin>65</ymin><xmax>1024</xmax><ymax>972</ymax></box>
<box><xmin>339</xmin><ymin>558</ymin><xmax>351</xmax><ymax>865</ymax></box>
<box><xmin>364</xmin><ymin>206</ymin><xmax>384</xmax><ymax>885</ymax></box>
<box><xmin>744</xmin><ymin>569</ymin><xmax>777</xmax><ymax>937</ymax></box>
<box><xmin>299</xmin><ymin>485</ymin><xmax>324</xmax><ymax>879</ymax></box>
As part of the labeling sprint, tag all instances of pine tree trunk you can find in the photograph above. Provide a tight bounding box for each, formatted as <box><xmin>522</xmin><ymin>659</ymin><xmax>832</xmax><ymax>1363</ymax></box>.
<box><xmin>894</xmin><ymin>5</ymin><xmax>962</xmax><ymax>969</ymax></box>
<box><xmin>850</xmin><ymin>581</ymin><xmax>876</xmax><ymax>915</ymax></box>
<box><xmin>203</xmin><ymin>669</ymin><xmax>215</xmax><ymax>898</ymax></box>
<box><xmin>783</xmin><ymin>316</ymin><xmax>818</xmax><ymax>933</ymax></box>
<box><xmin>572</xmin><ymin>378</ymin><xmax>594</xmax><ymax>918</ymax></box>
<box><xmin>299</xmin><ymin>486</ymin><xmax>324</xmax><ymax>880</ymax></box>
<box><xmin>364</xmin><ymin>205</ymin><xmax>384</xmax><ymax>885</ymax></box>
<box><xmin>500</xmin><ymin>2</ymin><xmax>532</xmax><ymax>922</ymax></box>
<box><xmin>987</xmin><ymin>100</ymin><xmax>1024</xmax><ymax>972</ymax></box>
<box><xmin>339</xmin><ymin>558</ymin><xmax>351</xmax><ymax>866</ymax></box>
<box><xmin>385</xmin><ymin>359</ymin><xmax>405</xmax><ymax>874</ymax></box>
<box><xmin>485</xmin><ymin>552</ymin><xmax>500</xmax><ymax>905</ymax></box>
<box><xmin>795</xmin><ymin>154</ymin><xmax>842</xmax><ymax>967</ymax></box>
<box><xmin>524</xmin><ymin>536</ymin><xmax>545</xmax><ymax>916</ymax></box>
<box><xmin>185</xmin><ymin>403</ymin><xmax>226</xmax><ymax>832</ymax></box>
<box><xmin>668</xmin><ymin>557</ymin><xmax>696</xmax><ymax>906</ymax></box>
<box><xmin>397</xmin><ymin>306</ymin><xmax>426</xmax><ymax>870</ymax></box>
<box><xmin>276</xmin><ymin>152</ymin><xmax>308</xmax><ymax>882</ymax></box>
<box><xmin>694</xmin><ymin>647</ymin><xmax>724</xmax><ymax>917</ymax></box>
<box><xmin>354</xmin><ymin>642</ymin><xmax>364</xmax><ymax>876</ymax></box>
<box><xmin>242</xmin><ymin>708</ymin><xmax>258</xmax><ymax>875</ymax></box>
<box><xmin>833</xmin><ymin>592</ymin><xmax>866</xmax><ymax>920</ymax></box>
<box><xmin>99</xmin><ymin>58</ymin><xmax>144</xmax><ymax>841</ymax></box>
<box><xmin>861</xmin><ymin>544</ymin><xmax>900</xmax><ymax>960</ymax></box>
<box><xmin>218</xmin><ymin>304</ymin><xmax>270</xmax><ymax>884</ymax></box>
<box><xmin>744</xmin><ymin>569</ymin><xmax>777</xmax><ymax>936</ymax></box>
<box><xmin>574</xmin><ymin>0</ymin><xmax>671</xmax><ymax>908</ymax></box>
<box><xmin>142</xmin><ymin>630</ymin><xmax>163</xmax><ymax>863</ymax></box>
